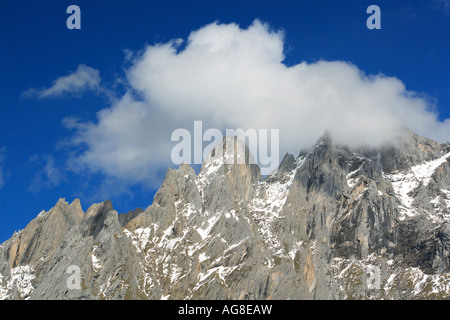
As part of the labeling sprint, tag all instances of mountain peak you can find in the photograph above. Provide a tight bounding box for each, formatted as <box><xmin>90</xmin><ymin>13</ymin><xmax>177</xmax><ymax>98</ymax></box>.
<box><xmin>1</xmin><ymin>130</ymin><xmax>450</xmax><ymax>300</ymax></box>
<box><xmin>201</xmin><ymin>135</ymin><xmax>256</xmax><ymax>171</ymax></box>
<box><xmin>198</xmin><ymin>135</ymin><xmax>261</xmax><ymax>185</ymax></box>
<box><xmin>316</xmin><ymin>130</ymin><xmax>333</xmax><ymax>145</ymax></box>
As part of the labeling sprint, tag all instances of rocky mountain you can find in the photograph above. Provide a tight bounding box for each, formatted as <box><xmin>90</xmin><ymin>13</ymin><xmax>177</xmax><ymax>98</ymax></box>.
<box><xmin>1</xmin><ymin>129</ymin><xmax>450</xmax><ymax>300</ymax></box>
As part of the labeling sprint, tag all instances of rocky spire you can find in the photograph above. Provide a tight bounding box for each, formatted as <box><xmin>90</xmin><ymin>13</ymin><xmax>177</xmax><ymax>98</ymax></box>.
<box><xmin>1</xmin><ymin>130</ymin><xmax>450</xmax><ymax>300</ymax></box>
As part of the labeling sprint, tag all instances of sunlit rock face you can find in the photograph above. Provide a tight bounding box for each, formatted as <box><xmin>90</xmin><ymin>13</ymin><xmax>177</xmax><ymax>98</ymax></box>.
<box><xmin>1</xmin><ymin>130</ymin><xmax>450</xmax><ymax>300</ymax></box>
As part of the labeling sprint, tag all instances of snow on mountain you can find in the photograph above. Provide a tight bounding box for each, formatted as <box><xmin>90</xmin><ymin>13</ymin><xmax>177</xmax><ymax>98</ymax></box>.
<box><xmin>1</xmin><ymin>130</ymin><xmax>450</xmax><ymax>300</ymax></box>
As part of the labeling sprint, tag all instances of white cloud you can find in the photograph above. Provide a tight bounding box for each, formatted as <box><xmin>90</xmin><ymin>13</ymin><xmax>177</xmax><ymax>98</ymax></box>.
<box><xmin>64</xmin><ymin>93</ymin><xmax>174</xmax><ymax>185</ymax></box>
<box><xmin>65</xmin><ymin>20</ymin><xmax>450</xmax><ymax>186</ymax></box>
<box><xmin>24</xmin><ymin>64</ymin><xmax>101</xmax><ymax>99</ymax></box>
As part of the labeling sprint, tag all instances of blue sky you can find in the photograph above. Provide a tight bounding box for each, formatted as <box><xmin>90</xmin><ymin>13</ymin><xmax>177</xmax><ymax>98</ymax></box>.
<box><xmin>0</xmin><ymin>0</ymin><xmax>449</xmax><ymax>242</ymax></box>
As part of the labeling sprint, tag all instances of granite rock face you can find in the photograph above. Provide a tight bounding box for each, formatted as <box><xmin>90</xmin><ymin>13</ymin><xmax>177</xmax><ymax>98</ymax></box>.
<box><xmin>1</xmin><ymin>131</ymin><xmax>450</xmax><ymax>300</ymax></box>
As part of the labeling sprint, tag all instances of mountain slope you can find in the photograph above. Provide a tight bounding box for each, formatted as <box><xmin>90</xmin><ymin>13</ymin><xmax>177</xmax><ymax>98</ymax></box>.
<box><xmin>1</xmin><ymin>130</ymin><xmax>450</xmax><ymax>300</ymax></box>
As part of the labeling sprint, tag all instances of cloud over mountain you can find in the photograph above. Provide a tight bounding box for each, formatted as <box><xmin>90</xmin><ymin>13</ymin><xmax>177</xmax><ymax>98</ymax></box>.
<box><xmin>64</xmin><ymin>20</ymin><xmax>450</xmax><ymax>185</ymax></box>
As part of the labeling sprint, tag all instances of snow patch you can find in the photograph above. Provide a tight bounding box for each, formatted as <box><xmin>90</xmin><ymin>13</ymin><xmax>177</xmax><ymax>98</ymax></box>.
<box><xmin>0</xmin><ymin>265</ymin><xmax>36</xmax><ymax>299</ymax></box>
<box><xmin>194</xmin><ymin>265</ymin><xmax>239</xmax><ymax>292</ymax></box>
<box><xmin>199</xmin><ymin>252</ymin><xmax>209</xmax><ymax>263</ymax></box>
<box><xmin>91</xmin><ymin>245</ymin><xmax>102</xmax><ymax>272</ymax></box>
<box><xmin>411</xmin><ymin>153</ymin><xmax>450</xmax><ymax>186</ymax></box>
<box><xmin>196</xmin><ymin>213</ymin><xmax>221</xmax><ymax>240</ymax></box>
<box><xmin>249</xmin><ymin>156</ymin><xmax>305</xmax><ymax>256</ymax></box>
<box><xmin>385</xmin><ymin>153</ymin><xmax>450</xmax><ymax>220</ymax></box>
<box><xmin>346</xmin><ymin>168</ymin><xmax>361</xmax><ymax>188</ymax></box>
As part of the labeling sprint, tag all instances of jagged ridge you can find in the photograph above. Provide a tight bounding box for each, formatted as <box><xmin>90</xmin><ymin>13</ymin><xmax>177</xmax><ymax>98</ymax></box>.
<box><xmin>1</xmin><ymin>129</ymin><xmax>450</xmax><ymax>300</ymax></box>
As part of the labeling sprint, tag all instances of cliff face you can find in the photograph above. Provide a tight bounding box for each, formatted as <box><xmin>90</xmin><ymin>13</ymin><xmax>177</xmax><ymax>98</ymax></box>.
<box><xmin>1</xmin><ymin>131</ymin><xmax>450</xmax><ymax>300</ymax></box>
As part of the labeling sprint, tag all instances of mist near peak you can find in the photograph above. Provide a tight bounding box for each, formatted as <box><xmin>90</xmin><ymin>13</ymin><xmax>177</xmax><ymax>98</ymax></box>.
<box><xmin>65</xmin><ymin>20</ymin><xmax>449</xmax><ymax>186</ymax></box>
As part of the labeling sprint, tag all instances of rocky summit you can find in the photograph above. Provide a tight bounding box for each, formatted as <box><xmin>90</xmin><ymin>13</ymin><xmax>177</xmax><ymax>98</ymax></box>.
<box><xmin>1</xmin><ymin>129</ymin><xmax>450</xmax><ymax>300</ymax></box>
